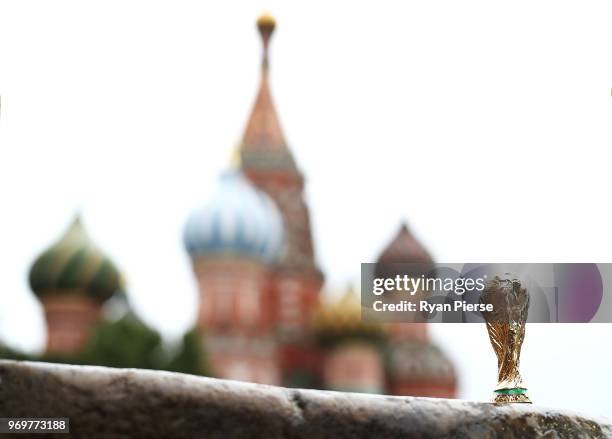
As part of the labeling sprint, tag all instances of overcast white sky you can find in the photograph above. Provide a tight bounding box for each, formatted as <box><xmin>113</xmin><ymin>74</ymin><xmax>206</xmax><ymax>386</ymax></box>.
<box><xmin>1</xmin><ymin>0</ymin><xmax>612</xmax><ymax>419</ymax></box>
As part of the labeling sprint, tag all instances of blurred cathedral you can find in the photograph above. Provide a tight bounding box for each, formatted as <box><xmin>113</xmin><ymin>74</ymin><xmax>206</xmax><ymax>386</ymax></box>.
<box><xmin>18</xmin><ymin>14</ymin><xmax>457</xmax><ymax>398</ymax></box>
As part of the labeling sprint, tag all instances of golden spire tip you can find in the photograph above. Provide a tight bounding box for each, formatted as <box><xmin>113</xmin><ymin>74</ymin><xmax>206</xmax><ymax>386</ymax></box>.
<box><xmin>257</xmin><ymin>12</ymin><xmax>276</xmax><ymax>34</ymax></box>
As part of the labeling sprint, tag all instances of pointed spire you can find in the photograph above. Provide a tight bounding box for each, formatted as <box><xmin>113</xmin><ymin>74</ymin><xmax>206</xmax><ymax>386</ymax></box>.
<box><xmin>240</xmin><ymin>13</ymin><xmax>298</xmax><ymax>173</ymax></box>
<box><xmin>257</xmin><ymin>12</ymin><xmax>276</xmax><ymax>70</ymax></box>
<box><xmin>377</xmin><ymin>222</ymin><xmax>434</xmax><ymax>265</ymax></box>
<box><xmin>63</xmin><ymin>213</ymin><xmax>89</xmax><ymax>244</ymax></box>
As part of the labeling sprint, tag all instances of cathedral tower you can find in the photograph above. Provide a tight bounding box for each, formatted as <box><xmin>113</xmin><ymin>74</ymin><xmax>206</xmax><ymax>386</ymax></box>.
<box><xmin>239</xmin><ymin>13</ymin><xmax>324</xmax><ymax>387</ymax></box>
<box><xmin>29</xmin><ymin>216</ymin><xmax>121</xmax><ymax>354</ymax></box>
<box><xmin>240</xmin><ymin>14</ymin><xmax>324</xmax><ymax>330</ymax></box>
<box><xmin>184</xmin><ymin>170</ymin><xmax>285</xmax><ymax>384</ymax></box>
<box><xmin>314</xmin><ymin>288</ymin><xmax>387</xmax><ymax>393</ymax></box>
<box><xmin>376</xmin><ymin>223</ymin><xmax>457</xmax><ymax>398</ymax></box>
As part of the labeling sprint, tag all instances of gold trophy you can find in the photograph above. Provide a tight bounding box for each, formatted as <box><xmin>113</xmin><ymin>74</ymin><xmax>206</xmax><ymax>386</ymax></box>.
<box><xmin>480</xmin><ymin>275</ymin><xmax>532</xmax><ymax>404</ymax></box>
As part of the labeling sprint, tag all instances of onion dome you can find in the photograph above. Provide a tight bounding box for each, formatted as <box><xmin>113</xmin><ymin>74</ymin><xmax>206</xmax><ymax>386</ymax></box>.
<box><xmin>376</xmin><ymin>222</ymin><xmax>434</xmax><ymax>279</ymax></box>
<box><xmin>390</xmin><ymin>340</ymin><xmax>456</xmax><ymax>385</ymax></box>
<box><xmin>29</xmin><ymin>215</ymin><xmax>121</xmax><ymax>303</ymax></box>
<box><xmin>378</xmin><ymin>222</ymin><xmax>433</xmax><ymax>265</ymax></box>
<box><xmin>314</xmin><ymin>288</ymin><xmax>386</xmax><ymax>346</ymax></box>
<box><xmin>183</xmin><ymin>170</ymin><xmax>284</xmax><ymax>262</ymax></box>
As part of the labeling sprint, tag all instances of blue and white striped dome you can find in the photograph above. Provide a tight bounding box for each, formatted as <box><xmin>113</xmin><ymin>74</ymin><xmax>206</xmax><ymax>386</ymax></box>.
<box><xmin>184</xmin><ymin>171</ymin><xmax>284</xmax><ymax>262</ymax></box>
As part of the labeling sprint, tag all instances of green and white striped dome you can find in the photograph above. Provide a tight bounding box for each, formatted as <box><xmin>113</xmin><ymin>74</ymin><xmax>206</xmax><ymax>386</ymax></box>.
<box><xmin>29</xmin><ymin>215</ymin><xmax>121</xmax><ymax>302</ymax></box>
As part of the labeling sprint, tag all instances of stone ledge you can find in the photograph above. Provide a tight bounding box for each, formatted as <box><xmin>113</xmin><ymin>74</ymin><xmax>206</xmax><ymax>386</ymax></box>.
<box><xmin>0</xmin><ymin>360</ymin><xmax>609</xmax><ymax>438</ymax></box>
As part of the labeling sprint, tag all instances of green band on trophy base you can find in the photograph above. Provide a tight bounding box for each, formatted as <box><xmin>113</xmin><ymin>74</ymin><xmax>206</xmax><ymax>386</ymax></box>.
<box><xmin>495</xmin><ymin>388</ymin><xmax>528</xmax><ymax>395</ymax></box>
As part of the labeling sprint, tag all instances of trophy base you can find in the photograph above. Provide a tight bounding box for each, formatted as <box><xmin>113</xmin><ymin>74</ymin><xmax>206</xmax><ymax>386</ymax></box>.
<box><xmin>493</xmin><ymin>388</ymin><xmax>531</xmax><ymax>404</ymax></box>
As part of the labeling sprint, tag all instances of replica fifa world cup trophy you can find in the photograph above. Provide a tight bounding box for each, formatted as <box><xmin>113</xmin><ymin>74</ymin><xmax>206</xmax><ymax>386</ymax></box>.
<box><xmin>480</xmin><ymin>275</ymin><xmax>532</xmax><ymax>404</ymax></box>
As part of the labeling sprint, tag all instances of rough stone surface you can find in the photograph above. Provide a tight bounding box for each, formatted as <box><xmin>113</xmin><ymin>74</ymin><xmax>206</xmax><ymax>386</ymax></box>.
<box><xmin>0</xmin><ymin>360</ymin><xmax>610</xmax><ymax>439</ymax></box>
